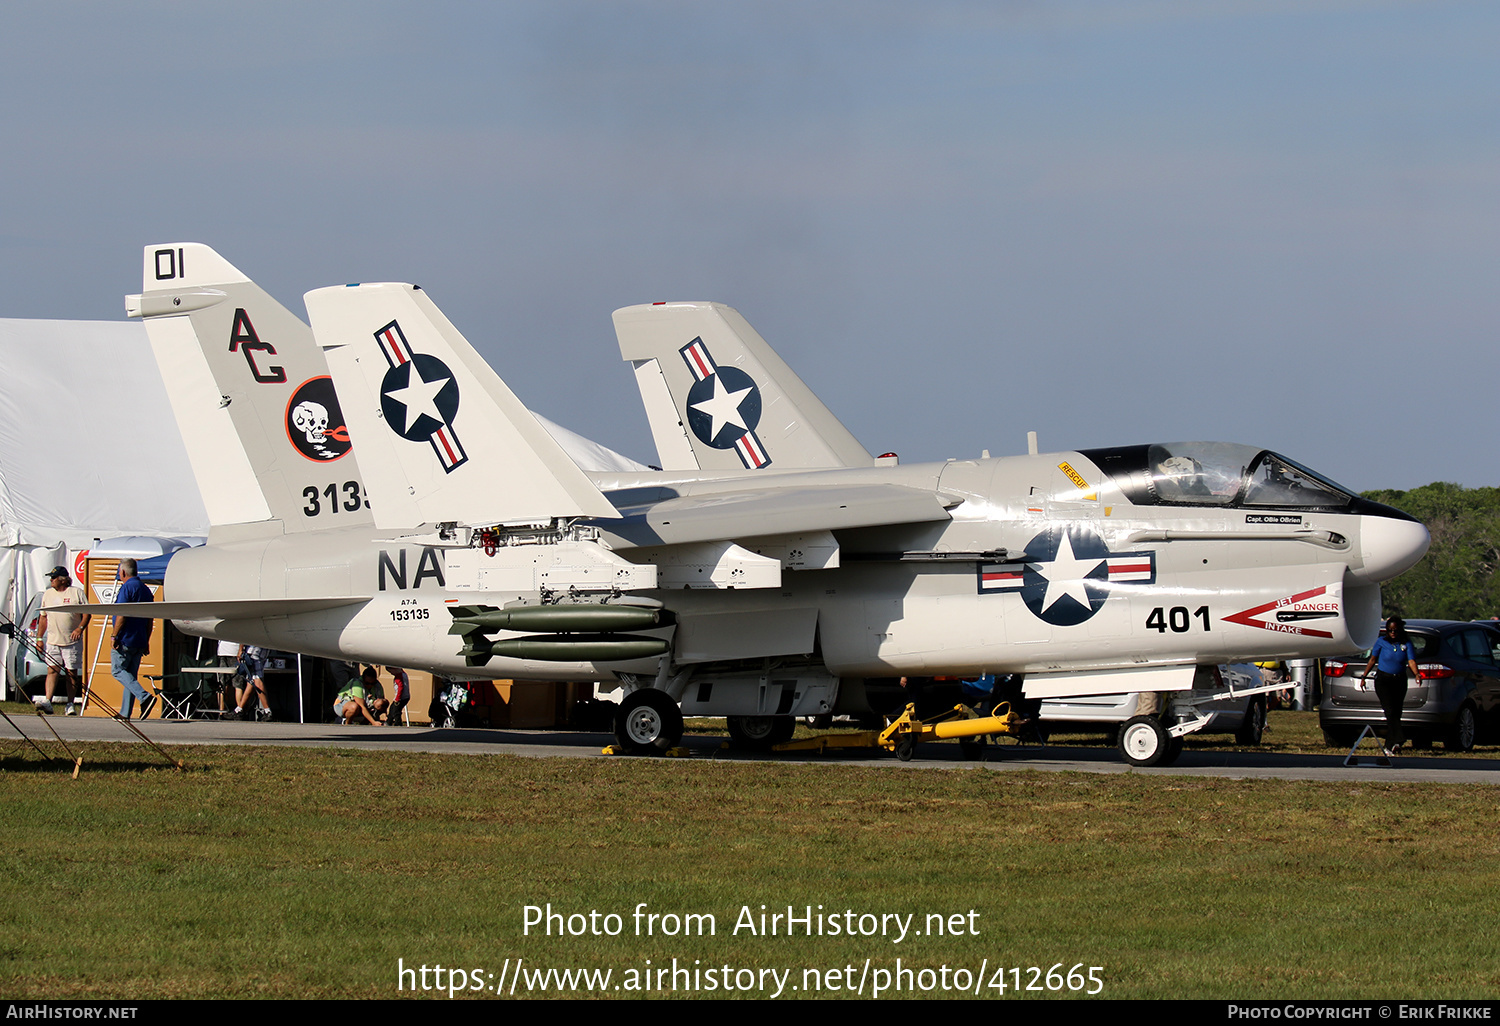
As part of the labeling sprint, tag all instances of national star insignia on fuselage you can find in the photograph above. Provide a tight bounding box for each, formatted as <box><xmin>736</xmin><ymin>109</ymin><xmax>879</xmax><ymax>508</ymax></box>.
<box><xmin>1033</xmin><ymin>530</ymin><xmax>1099</xmax><ymax>617</ymax></box>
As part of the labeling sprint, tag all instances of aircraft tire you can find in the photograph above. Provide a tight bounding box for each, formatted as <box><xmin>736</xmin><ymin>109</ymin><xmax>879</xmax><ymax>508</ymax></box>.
<box><xmin>1119</xmin><ymin>715</ymin><xmax>1170</xmax><ymax>767</ymax></box>
<box><xmin>614</xmin><ymin>689</ymin><xmax>684</xmax><ymax>755</ymax></box>
<box><xmin>1235</xmin><ymin>699</ymin><xmax>1267</xmax><ymax>746</ymax></box>
<box><xmin>727</xmin><ymin>715</ymin><xmax>795</xmax><ymax>751</ymax></box>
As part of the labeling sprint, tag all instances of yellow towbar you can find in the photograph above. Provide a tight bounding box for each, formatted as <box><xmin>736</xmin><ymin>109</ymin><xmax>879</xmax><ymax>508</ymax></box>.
<box><xmin>879</xmin><ymin>701</ymin><xmax>1025</xmax><ymax>761</ymax></box>
<box><xmin>773</xmin><ymin>701</ymin><xmax>1026</xmax><ymax>760</ymax></box>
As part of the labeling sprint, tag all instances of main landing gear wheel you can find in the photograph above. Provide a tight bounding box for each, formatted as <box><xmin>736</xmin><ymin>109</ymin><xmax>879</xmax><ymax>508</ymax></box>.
<box><xmin>1119</xmin><ymin>715</ymin><xmax>1171</xmax><ymax>768</ymax></box>
<box><xmin>727</xmin><ymin>715</ymin><xmax>795</xmax><ymax>751</ymax></box>
<box><xmin>615</xmin><ymin>689</ymin><xmax>684</xmax><ymax>755</ymax></box>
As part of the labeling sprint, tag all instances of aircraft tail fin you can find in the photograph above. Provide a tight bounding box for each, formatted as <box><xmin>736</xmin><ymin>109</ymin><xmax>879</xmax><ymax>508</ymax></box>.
<box><xmin>613</xmin><ymin>302</ymin><xmax>872</xmax><ymax>472</ymax></box>
<box><xmin>126</xmin><ymin>244</ymin><xmax>372</xmax><ymax>532</ymax></box>
<box><xmin>305</xmin><ymin>282</ymin><xmax>619</xmax><ymax>529</ymax></box>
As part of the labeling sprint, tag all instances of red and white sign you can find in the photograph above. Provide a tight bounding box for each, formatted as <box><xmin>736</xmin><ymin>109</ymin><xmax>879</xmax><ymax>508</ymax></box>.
<box><xmin>1222</xmin><ymin>585</ymin><xmax>1341</xmax><ymax>638</ymax></box>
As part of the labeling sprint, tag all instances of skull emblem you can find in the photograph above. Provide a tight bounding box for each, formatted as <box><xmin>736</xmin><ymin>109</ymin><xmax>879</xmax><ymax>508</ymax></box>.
<box><xmin>292</xmin><ymin>400</ymin><xmax>329</xmax><ymax>443</ymax></box>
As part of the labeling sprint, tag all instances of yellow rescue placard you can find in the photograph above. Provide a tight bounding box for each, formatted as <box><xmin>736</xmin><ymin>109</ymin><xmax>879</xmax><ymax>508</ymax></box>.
<box><xmin>1057</xmin><ymin>461</ymin><xmax>1097</xmax><ymax>501</ymax></box>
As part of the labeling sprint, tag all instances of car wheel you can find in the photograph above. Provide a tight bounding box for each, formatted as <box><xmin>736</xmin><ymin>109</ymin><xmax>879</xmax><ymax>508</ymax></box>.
<box><xmin>1235</xmin><ymin>699</ymin><xmax>1267</xmax><ymax>745</ymax></box>
<box><xmin>1119</xmin><ymin>715</ymin><xmax>1170</xmax><ymax>767</ymax></box>
<box><xmin>614</xmin><ymin>689</ymin><xmax>684</xmax><ymax>755</ymax></box>
<box><xmin>1321</xmin><ymin>726</ymin><xmax>1358</xmax><ymax>747</ymax></box>
<box><xmin>959</xmin><ymin>736</ymin><xmax>988</xmax><ymax>761</ymax></box>
<box><xmin>727</xmin><ymin>715</ymin><xmax>795</xmax><ymax>751</ymax></box>
<box><xmin>1444</xmin><ymin>704</ymin><xmax>1477</xmax><ymax>752</ymax></box>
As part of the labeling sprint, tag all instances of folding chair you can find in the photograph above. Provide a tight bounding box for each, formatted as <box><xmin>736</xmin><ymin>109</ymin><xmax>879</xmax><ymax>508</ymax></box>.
<box><xmin>143</xmin><ymin>673</ymin><xmax>197</xmax><ymax>720</ymax></box>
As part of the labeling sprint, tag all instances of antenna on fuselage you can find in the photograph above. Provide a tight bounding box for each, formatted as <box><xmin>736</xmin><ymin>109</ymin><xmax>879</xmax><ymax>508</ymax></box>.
<box><xmin>1027</xmin><ymin>431</ymin><xmax>1038</xmax><ymax>456</ymax></box>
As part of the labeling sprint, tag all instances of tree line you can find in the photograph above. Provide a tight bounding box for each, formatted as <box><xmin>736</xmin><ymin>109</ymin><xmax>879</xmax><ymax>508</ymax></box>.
<box><xmin>1362</xmin><ymin>483</ymin><xmax>1500</xmax><ymax>622</ymax></box>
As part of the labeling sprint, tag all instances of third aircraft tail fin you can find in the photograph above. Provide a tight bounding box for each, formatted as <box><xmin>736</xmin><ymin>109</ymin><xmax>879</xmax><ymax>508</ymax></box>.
<box><xmin>613</xmin><ymin>301</ymin><xmax>872</xmax><ymax>472</ymax></box>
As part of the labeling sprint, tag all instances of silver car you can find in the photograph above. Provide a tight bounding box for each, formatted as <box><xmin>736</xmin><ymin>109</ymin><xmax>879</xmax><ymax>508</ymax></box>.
<box><xmin>1040</xmin><ymin>663</ymin><xmax>1270</xmax><ymax>748</ymax></box>
<box><xmin>1319</xmin><ymin>620</ymin><xmax>1500</xmax><ymax>751</ymax></box>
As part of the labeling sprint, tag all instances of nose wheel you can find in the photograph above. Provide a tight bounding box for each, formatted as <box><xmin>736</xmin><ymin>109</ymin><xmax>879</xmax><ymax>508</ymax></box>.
<box><xmin>614</xmin><ymin>689</ymin><xmax>684</xmax><ymax>755</ymax></box>
<box><xmin>1119</xmin><ymin>715</ymin><xmax>1181</xmax><ymax>767</ymax></box>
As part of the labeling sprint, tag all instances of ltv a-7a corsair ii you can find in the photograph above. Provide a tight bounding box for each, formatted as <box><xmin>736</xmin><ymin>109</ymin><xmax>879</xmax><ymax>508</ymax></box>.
<box><xmin>101</xmin><ymin>244</ymin><xmax>1428</xmax><ymax>760</ymax></box>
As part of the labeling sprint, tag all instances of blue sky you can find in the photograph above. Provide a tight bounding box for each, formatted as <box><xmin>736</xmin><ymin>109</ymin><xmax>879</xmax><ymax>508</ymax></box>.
<box><xmin>3</xmin><ymin>1</ymin><xmax>1495</xmax><ymax>491</ymax></box>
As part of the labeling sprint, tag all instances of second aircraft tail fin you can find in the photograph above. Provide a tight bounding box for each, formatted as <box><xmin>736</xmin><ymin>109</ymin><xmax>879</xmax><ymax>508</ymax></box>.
<box><xmin>613</xmin><ymin>301</ymin><xmax>872</xmax><ymax>472</ymax></box>
<box><xmin>306</xmin><ymin>283</ymin><xmax>620</xmax><ymax>529</ymax></box>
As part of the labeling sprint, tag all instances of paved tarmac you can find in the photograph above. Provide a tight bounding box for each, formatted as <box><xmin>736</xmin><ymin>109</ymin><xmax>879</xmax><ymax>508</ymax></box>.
<box><xmin>4</xmin><ymin>712</ymin><xmax>1500</xmax><ymax>784</ymax></box>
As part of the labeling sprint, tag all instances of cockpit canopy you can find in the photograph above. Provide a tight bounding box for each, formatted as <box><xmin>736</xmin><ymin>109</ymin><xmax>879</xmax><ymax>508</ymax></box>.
<box><xmin>1080</xmin><ymin>442</ymin><xmax>1356</xmax><ymax>510</ymax></box>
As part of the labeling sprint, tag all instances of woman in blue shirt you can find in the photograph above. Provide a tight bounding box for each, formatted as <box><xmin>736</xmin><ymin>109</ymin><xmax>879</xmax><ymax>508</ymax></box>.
<box><xmin>1359</xmin><ymin>617</ymin><xmax>1421</xmax><ymax>756</ymax></box>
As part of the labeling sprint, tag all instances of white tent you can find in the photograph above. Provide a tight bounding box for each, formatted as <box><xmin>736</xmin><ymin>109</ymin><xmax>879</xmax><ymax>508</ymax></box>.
<box><xmin>0</xmin><ymin>318</ymin><xmax>208</xmax><ymax>688</ymax></box>
<box><xmin>0</xmin><ymin>317</ymin><xmax>646</xmax><ymax>690</ymax></box>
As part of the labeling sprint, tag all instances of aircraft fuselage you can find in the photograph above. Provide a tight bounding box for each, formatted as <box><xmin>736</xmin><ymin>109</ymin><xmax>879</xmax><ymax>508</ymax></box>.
<box><xmin>165</xmin><ymin>444</ymin><xmax>1427</xmax><ymax>699</ymax></box>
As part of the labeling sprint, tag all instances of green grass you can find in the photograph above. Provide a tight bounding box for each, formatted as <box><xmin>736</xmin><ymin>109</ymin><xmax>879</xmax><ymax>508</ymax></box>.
<box><xmin>1</xmin><ymin>733</ymin><xmax>1496</xmax><ymax>1000</ymax></box>
<box><xmin>690</xmin><ymin>709</ymin><xmax>1500</xmax><ymax>759</ymax></box>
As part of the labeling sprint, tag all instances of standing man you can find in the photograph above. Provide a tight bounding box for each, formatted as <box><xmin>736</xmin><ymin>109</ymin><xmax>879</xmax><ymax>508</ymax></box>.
<box><xmin>110</xmin><ymin>558</ymin><xmax>156</xmax><ymax>720</ymax></box>
<box><xmin>1360</xmin><ymin>616</ymin><xmax>1421</xmax><ymax>757</ymax></box>
<box><xmin>37</xmin><ymin>566</ymin><xmax>89</xmax><ymax>715</ymax></box>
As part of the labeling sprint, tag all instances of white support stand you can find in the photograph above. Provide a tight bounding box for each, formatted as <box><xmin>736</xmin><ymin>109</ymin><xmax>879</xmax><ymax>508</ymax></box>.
<box><xmin>1342</xmin><ymin>724</ymin><xmax>1392</xmax><ymax>767</ymax></box>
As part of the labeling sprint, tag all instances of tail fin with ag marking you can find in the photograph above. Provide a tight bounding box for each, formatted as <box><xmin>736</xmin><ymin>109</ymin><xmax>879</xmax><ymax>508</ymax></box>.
<box><xmin>126</xmin><ymin>244</ymin><xmax>374</xmax><ymax>532</ymax></box>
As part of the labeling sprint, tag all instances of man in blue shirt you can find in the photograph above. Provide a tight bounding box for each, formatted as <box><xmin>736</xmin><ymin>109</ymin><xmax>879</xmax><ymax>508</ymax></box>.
<box><xmin>1359</xmin><ymin>616</ymin><xmax>1421</xmax><ymax>756</ymax></box>
<box><xmin>110</xmin><ymin>558</ymin><xmax>156</xmax><ymax>720</ymax></box>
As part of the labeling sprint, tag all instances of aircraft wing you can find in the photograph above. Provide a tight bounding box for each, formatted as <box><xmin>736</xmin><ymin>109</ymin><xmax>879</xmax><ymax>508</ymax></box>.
<box><xmin>598</xmin><ymin>483</ymin><xmax>956</xmax><ymax>549</ymax></box>
<box><xmin>59</xmin><ymin>597</ymin><xmax>371</xmax><ymax>619</ymax></box>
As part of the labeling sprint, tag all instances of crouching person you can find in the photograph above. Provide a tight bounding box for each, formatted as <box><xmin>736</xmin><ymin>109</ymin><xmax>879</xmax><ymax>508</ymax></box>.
<box><xmin>334</xmin><ymin>666</ymin><xmax>389</xmax><ymax>725</ymax></box>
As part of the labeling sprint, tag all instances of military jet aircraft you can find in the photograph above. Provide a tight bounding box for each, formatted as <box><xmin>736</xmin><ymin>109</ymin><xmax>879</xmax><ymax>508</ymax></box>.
<box><xmin>92</xmin><ymin>244</ymin><xmax>1430</xmax><ymax>757</ymax></box>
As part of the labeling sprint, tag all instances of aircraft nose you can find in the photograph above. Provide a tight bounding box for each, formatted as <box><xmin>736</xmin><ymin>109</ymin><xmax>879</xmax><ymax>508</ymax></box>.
<box><xmin>1355</xmin><ymin>515</ymin><xmax>1430</xmax><ymax>583</ymax></box>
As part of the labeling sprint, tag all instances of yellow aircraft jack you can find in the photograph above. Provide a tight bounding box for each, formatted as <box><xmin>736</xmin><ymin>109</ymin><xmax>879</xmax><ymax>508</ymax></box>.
<box><xmin>775</xmin><ymin>702</ymin><xmax>1027</xmax><ymax>761</ymax></box>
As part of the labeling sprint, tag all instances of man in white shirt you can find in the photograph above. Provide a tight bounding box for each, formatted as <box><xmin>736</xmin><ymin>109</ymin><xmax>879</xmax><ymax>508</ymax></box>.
<box><xmin>37</xmin><ymin>566</ymin><xmax>89</xmax><ymax>715</ymax></box>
